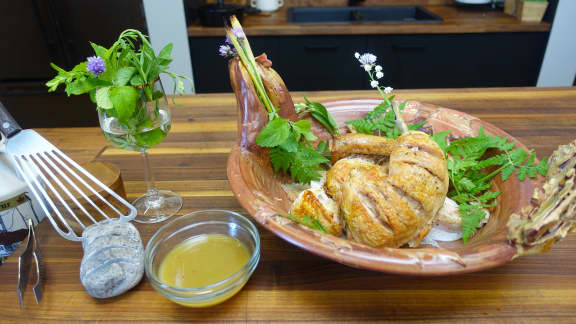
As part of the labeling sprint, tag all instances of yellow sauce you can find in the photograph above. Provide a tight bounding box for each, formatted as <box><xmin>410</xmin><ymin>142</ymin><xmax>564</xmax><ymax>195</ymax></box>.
<box><xmin>158</xmin><ymin>234</ymin><xmax>251</xmax><ymax>307</ymax></box>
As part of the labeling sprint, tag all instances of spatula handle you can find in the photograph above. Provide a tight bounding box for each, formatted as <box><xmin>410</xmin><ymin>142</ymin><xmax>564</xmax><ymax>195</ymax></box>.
<box><xmin>0</xmin><ymin>101</ymin><xmax>22</xmax><ymax>138</ymax></box>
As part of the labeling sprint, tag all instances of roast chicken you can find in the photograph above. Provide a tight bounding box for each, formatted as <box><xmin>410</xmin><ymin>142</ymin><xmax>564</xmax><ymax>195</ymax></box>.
<box><xmin>328</xmin><ymin>131</ymin><xmax>449</xmax><ymax>248</ymax></box>
<box><xmin>290</xmin><ymin>186</ymin><xmax>343</xmax><ymax>236</ymax></box>
<box><xmin>228</xmin><ymin>43</ymin><xmax>576</xmax><ymax>254</ymax></box>
<box><xmin>229</xmin><ymin>54</ymin><xmax>449</xmax><ymax>248</ymax></box>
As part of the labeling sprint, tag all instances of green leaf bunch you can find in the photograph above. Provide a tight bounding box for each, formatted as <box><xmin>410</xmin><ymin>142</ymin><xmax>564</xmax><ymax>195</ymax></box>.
<box><xmin>294</xmin><ymin>98</ymin><xmax>340</xmax><ymax>136</ymax></box>
<box><xmin>432</xmin><ymin>128</ymin><xmax>549</xmax><ymax>242</ymax></box>
<box><xmin>345</xmin><ymin>100</ymin><xmax>426</xmax><ymax>138</ymax></box>
<box><xmin>46</xmin><ymin>29</ymin><xmax>193</xmax><ymax>127</ymax></box>
<box><xmin>257</xmin><ymin>118</ymin><xmax>330</xmax><ymax>184</ymax></box>
<box><xmin>223</xmin><ymin>18</ymin><xmax>336</xmax><ymax>184</ymax></box>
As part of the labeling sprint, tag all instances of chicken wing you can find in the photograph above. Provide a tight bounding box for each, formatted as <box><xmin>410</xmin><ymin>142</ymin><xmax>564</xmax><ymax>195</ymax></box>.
<box><xmin>290</xmin><ymin>187</ymin><xmax>343</xmax><ymax>236</ymax></box>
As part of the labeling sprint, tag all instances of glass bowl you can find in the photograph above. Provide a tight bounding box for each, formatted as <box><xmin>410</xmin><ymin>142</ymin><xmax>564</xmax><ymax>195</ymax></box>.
<box><xmin>144</xmin><ymin>210</ymin><xmax>260</xmax><ymax>307</ymax></box>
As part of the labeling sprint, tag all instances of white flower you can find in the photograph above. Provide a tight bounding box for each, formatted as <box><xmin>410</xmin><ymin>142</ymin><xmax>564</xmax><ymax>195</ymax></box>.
<box><xmin>375</xmin><ymin>65</ymin><xmax>382</xmax><ymax>72</ymax></box>
<box><xmin>370</xmin><ymin>80</ymin><xmax>379</xmax><ymax>88</ymax></box>
<box><xmin>359</xmin><ymin>53</ymin><xmax>377</xmax><ymax>65</ymax></box>
<box><xmin>384</xmin><ymin>86</ymin><xmax>393</xmax><ymax>94</ymax></box>
<box><xmin>376</xmin><ymin>71</ymin><xmax>384</xmax><ymax>79</ymax></box>
<box><xmin>364</xmin><ymin>64</ymin><xmax>372</xmax><ymax>72</ymax></box>
<box><xmin>354</xmin><ymin>52</ymin><xmax>360</xmax><ymax>59</ymax></box>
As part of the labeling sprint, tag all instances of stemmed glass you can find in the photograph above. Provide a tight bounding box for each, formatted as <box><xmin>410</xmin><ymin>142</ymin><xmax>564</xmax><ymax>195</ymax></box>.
<box><xmin>97</xmin><ymin>80</ymin><xmax>182</xmax><ymax>223</ymax></box>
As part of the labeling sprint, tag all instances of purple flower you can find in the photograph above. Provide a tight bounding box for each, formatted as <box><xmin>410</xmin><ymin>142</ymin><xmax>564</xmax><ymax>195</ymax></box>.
<box><xmin>358</xmin><ymin>53</ymin><xmax>377</xmax><ymax>66</ymax></box>
<box><xmin>86</xmin><ymin>56</ymin><xmax>106</xmax><ymax>77</ymax></box>
<box><xmin>218</xmin><ymin>44</ymin><xmax>237</xmax><ymax>58</ymax></box>
<box><xmin>219</xmin><ymin>45</ymin><xmax>231</xmax><ymax>57</ymax></box>
<box><xmin>219</xmin><ymin>45</ymin><xmax>229</xmax><ymax>56</ymax></box>
<box><xmin>226</xmin><ymin>27</ymin><xmax>245</xmax><ymax>44</ymax></box>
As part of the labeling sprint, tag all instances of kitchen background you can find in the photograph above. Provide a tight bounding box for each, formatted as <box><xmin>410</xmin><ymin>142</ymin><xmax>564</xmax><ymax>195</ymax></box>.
<box><xmin>1</xmin><ymin>0</ymin><xmax>573</xmax><ymax>128</ymax></box>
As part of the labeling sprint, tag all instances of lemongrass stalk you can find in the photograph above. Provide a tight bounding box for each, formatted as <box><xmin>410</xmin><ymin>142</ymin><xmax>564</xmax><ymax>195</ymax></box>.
<box><xmin>231</xmin><ymin>17</ymin><xmax>256</xmax><ymax>61</ymax></box>
<box><xmin>228</xmin><ymin>19</ymin><xmax>276</xmax><ymax>117</ymax></box>
<box><xmin>226</xmin><ymin>27</ymin><xmax>277</xmax><ymax>118</ymax></box>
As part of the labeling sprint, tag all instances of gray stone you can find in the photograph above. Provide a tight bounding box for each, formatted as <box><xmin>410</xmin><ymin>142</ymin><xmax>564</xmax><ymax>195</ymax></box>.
<box><xmin>80</xmin><ymin>220</ymin><xmax>144</xmax><ymax>299</ymax></box>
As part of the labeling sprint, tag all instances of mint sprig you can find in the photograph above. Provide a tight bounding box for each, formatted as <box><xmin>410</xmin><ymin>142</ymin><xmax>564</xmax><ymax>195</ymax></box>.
<box><xmin>46</xmin><ymin>29</ymin><xmax>193</xmax><ymax>125</ymax></box>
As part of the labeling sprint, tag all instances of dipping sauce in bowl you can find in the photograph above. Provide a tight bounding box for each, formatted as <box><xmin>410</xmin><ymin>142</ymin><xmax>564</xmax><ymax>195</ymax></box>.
<box><xmin>159</xmin><ymin>234</ymin><xmax>250</xmax><ymax>288</ymax></box>
<box><xmin>145</xmin><ymin>210</ymin><xmax>260</xmax><ymax>307</ymax></box>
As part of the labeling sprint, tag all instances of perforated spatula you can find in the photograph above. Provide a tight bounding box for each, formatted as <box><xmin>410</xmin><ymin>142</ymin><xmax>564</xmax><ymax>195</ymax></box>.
<box><xmin>0</xmin><ymin>101</ymin><xmax>136</xmax><ymax>241</ymax></box>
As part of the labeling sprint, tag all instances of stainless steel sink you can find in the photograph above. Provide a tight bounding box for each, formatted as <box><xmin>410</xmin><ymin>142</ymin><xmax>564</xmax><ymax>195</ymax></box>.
<box><xmin>286</xmin><ymin>6</ymin><xmax>443</xmax><ymax>25</ymax></box>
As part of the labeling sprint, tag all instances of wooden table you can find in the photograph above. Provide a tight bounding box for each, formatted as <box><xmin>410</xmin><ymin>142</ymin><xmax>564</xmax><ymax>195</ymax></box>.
<box><xmin>2</xmin><ymin>87</ymin><xmax>576</xmax><ymax>323</ymax></box>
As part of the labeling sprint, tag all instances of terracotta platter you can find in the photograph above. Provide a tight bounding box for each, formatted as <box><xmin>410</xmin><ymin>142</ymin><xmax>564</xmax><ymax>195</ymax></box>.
<box><xmin>227</xmin><ymin>99</ymin><xmax>539</xmax><ymax>275</ymax></box>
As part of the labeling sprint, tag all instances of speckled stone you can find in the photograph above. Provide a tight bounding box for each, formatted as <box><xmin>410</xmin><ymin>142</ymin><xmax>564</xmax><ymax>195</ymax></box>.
<box><xmin>80</xmin><ymin>220</ymin><xmax>144</xmax><ymax>299</ymax></box>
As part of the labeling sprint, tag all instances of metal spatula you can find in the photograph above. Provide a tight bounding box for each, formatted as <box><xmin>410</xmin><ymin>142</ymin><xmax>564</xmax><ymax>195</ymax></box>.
<box><xmin>0</xmin><ymin>102</ymin><xmax>136</xmax><ymax>241</ymax></box>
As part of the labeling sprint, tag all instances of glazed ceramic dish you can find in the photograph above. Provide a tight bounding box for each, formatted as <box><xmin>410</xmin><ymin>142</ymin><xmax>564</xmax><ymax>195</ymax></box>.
<box><xmin>227</xmin><ymin>98</ymin><xmax>541</xmax><ymax>275</ymax></box>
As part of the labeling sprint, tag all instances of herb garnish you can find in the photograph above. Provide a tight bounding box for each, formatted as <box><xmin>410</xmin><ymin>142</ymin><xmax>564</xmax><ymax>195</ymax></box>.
<box><xmin>294</xmin><ymin>98</ymin><xmax>340</xmax><ymax>136</ymax></box>
<box><xmin>349</xmin><ymin>51</ymin><xmax>549</xmax><ymax>242</ymax></box>
<box><xmin>277</xmin><ymin>213</ymin><xmax>329</xmax><ymax>234</ymax></box>
<box><xmin>46</xmin><ymin>29</ymin><xmax>192</xmax><ymax>128</ymax></box>
<box><xmin>222</xmin><ymin>17</ymin><xmax>336</xmax><ymax>184</ymax></box>
<box><xmin>346</xmin><ymin>100</ymin><xmax>427</xmax><ymax>138</ymax></box>
<box><xmin>432</xmin><ymin>128</ymin><xmax>549</xmax><ymax>242</ymax></box>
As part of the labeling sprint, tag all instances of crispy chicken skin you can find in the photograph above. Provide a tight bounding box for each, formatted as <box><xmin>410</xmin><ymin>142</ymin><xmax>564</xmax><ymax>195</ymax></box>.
<box><xmin>331</xmin><ymin>131</ymin><xmax>449</xmax><ymax>248</ymax></box>
<box><xmin>325</xmin><ymin>157</ymin><xmax>386</xmax><ymax>204</ymax></box>
<box><xmin>331</xmin><ymin>133</ymin><xmax>396</xmax><ymax>164</ymax></box>
<box><xmin>290</xmin><ymin>187</ymin><xmax>343</xmax><ymax>236</ymax></box>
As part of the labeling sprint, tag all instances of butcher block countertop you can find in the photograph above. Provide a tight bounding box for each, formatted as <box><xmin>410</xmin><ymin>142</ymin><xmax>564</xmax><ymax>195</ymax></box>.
<box><xmin>2</xmin><ymin>87</ymin><xmax>576</xmax><ymax>323</ymax></box>
<box><xmin>187</xmin><ymin>5</ymin><xmax>551</xmax><ymax>36</ymax></box>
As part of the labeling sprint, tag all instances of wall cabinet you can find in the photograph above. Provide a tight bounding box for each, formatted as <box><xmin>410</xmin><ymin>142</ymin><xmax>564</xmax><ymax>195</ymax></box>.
<box><xmin>189</xmin><ymin>32</ymin><xmax>548</xmax><ymax>93</ymax></box>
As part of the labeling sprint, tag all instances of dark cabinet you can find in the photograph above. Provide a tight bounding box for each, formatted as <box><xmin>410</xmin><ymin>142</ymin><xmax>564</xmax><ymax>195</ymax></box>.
<box><xmin>190</xmin><ymin>32</ymin><xmax>549</xmax><ymax>93</ymax></box>
<box><xmin>275</xmin><ymin>36</ymin><xmax>368</xmax><ymax>91</ymax></box>
<box><xmin>380</xmin><ymin>33</ymin><xmax>548</xmax><ymax>89</ymax></box>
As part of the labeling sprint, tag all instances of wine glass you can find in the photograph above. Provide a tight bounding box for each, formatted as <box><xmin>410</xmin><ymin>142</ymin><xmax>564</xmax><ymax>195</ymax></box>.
<box><xmin>97</xmin><ymin>81</ymin><xmax>182</xmax><ymax>223</ymax></box>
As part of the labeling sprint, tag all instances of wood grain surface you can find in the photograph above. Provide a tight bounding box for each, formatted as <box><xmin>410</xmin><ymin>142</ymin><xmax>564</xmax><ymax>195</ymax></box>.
<box><xmin>1</xmin><ymin>87</ymin><xmax>576</xmax><ymax>323</ymax></box>
<box><xmin>188</xmin><ymin>5</ymin><xmax>550</xmax><ymax>36</ymax></box>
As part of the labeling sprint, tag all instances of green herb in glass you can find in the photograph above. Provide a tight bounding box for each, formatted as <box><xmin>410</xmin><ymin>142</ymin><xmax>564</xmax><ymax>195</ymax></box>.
<box><xmin>46</xmin><ymin>29</ymin><xmax>193</xmax><ymax>224</ymax></box>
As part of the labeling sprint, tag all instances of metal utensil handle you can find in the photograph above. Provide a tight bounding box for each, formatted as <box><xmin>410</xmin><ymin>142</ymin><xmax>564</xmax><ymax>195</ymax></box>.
<box><xmin>0</xmin><ymin>101</ymin><xmax>22</xmax><ymax>138</ymax></box>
